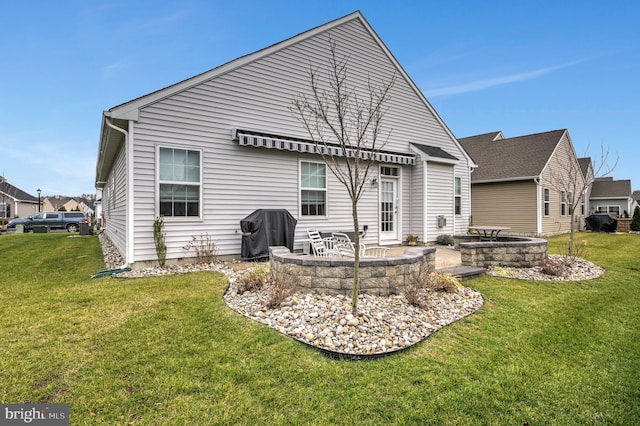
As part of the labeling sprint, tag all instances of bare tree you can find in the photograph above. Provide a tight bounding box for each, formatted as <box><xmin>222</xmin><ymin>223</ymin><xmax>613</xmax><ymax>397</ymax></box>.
<box><xmin>292</xmin><ymin>40</ymin><xmax>396</xmax><ymax>313</ymax></box>
<box><xmin>548</xmin><ymin>142</ymin><xmax>618</xmax><ymax>255</ymax></box>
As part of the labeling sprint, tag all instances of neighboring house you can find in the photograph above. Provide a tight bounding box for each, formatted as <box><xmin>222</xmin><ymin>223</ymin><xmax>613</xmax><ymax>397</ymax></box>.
<box><xmin>43</xmin><ymin>196</ymin><xmax>78</xmax><ymax>212</ymax></box>
<box><xmin>0</xmin><ymin>177</ymin><xmax>39</xmax><ymax>220</ymax></box>
<box><xmin>458</xmin><ymin>129</ymin><xmax>584</xmax><ymax>236</ymax></box>
<box><xmin>95</xmin><ymin>11</ymin><xmax>475</xmax><ymax>267</ymax></box>
<box><xmin>43</xmin><ymin>195</ymin><xmax>95</xmax><ymax>215</ymax></box>
<box><xmin>631</xmin><ymin>190</ymin><xmax>640</xmax><ymax>213</ymax></box>
<box><xmin>589</xmin><ymin>178</ymin><xmax>633</xmax><ymax>217</ymax></box>
<box><xmin>577</xmin><ymin>157</ymin><xmax>595</xmax><ymax>228</ymax></box>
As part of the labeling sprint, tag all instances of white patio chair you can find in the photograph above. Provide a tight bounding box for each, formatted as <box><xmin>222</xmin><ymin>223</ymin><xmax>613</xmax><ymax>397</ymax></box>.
<box><xmin>307</xmin><ymin>229</ymin><xmax>339</xmax><ymax>257</ymax></box>
<box><xmin>361</xmin><ymin>246</ymin><xmax>389</xmax><ymax>258</ymax></box>
<box><xmin>332</xmin><ymin>232</ymin><xmax>357</xmax><ymax>257</ymax></box>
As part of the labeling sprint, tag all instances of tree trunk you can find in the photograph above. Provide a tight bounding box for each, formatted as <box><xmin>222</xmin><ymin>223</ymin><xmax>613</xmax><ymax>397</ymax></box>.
<box><xmin>351</xmin><ymin>200</ymin><xmax>360</xmax><ymax>314</ymax></box>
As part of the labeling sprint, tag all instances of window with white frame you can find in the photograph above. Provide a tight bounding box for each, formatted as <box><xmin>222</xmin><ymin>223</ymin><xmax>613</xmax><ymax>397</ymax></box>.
<box><xmin>544</xmin><ymin>188</ymin><xmax>550</xmax><ymax>216</ymax></box>
<box><xmin>0</xmin><ymin>203</ymin><xmax>8</xmax><ymax>218</ymax></box>
<box><xmin>454</xmin><ymin>177</ymin><xmax>461</xmax><ymax>215</ymax></box>
<box><xmin>596</xmin><ymin>205</ymin><xmax>620</xmax><ymax>217</ymax></box>
<box><xmin>560</xmin><ymin>191</ymin><xmax>567</xmax><ymax>216</ymax></box>
<box><xmin>300</xmin><ymin>161</ymin><xmax>326</xmax><ymax>216</ymax></box>
<box><xmin>158</xmin><ymin>147</ymin><xmax>201</xmax><ymax>217</ymax></box>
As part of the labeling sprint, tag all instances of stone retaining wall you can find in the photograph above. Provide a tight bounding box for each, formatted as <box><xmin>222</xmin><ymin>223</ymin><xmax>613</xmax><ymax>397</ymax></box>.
<box><xmin>455</xmin><ymin>236</ymin><xmax>548</xmax><ymax>268</ymax></box>
<box><xmin>269</xmin><ymin>246</ymin><xmax>436</xmax><ymax>296</ymax></box>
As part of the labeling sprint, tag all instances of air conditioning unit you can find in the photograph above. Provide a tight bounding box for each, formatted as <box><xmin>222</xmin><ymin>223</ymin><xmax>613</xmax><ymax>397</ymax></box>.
<box><xmin>437</xmin><ymin>215</ymin><xmax>446</xmax><ymax>228</ymax></box>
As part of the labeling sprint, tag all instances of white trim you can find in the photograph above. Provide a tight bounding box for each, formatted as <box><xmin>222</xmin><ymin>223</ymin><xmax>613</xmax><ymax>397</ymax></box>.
<box><xmin>126</xmin><ymin>120</ymin><xmax>135</xmax><ymax>265</ymax></box>
<box><xmin>299</xmin><ymin>159</ymin><xmax>328</xmax><ymax>219</ymax></box>
<box><xmin>536</xmin><ymin>179</ymin><xmax>543</xmax><ymax>235</ymax></box>
<box><xmin>423</xmin><ymin>162</ymin><xmax>429</xmax><ymax>242</ymax></box>
<box><xmin>155</xmin><ymin>145</ymin><xmax>203</xmax><ymax>219</ymax></box>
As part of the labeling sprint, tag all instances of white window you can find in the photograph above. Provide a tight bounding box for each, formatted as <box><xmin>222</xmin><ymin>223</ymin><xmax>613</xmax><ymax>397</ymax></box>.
<box><xmin>560</xmin><ymin>191</ymin><xmax>567</xmax><ymax>216</ymax></box>
<box><xmin>0</xmin><ymin>203</ymin><xmax>8</xmax><ymax>219</ymax></box>
<box><xmin>608</xmin><ymin>206</ymin><xmax>620</xmax><ymax>217</ymax></box>
<box><xmin>544</xmin><ymin>188</ymin><xmax>550</xmax><ymax>216</ymax></box>
<box><xmin>158</xmin><ymin>147</ymin><xmax>201</xmax><ymax>217</ymax></box>
<box><xmin>454</xmin><ymin>177</ymin><xmax>461</xmax><ymax>215</ymax></box>
<box><xmin>300</xmin><ymin>161</ymin><xmax>326</xmax><ymax>216</ymax></box>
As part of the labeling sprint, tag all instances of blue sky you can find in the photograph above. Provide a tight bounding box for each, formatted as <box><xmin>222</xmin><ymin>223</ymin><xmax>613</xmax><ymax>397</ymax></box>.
<box><xmin>1</xmin><ymin>0</ymin><xmax>638</xmax><ymax>196</ymax></box>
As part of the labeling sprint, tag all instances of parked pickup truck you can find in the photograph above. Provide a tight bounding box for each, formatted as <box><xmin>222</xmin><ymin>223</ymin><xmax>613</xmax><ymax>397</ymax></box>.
<box><xmin>7</xmin><ymin>211</ymin><xmax>89</xmax><ymax>232</ymax></box>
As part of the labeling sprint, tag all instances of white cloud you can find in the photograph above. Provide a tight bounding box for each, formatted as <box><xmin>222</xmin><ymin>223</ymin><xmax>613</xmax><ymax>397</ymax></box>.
<box><xmin>424</xmin><ymin>61</ymin><xmax>583</xmax><ymax>97</ymax></box>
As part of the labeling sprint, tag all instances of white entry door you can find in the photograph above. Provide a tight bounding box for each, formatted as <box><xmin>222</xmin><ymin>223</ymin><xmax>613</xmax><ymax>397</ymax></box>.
<box><xmin>380</xmin><ymin>178</ymin><xmax>399</xmax><ymax>242</ymax></box>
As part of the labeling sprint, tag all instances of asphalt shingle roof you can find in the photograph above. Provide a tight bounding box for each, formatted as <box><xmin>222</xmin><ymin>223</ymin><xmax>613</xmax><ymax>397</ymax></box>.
<box><xmin>0</xmin><ymin>178</ymin><xmax>38</xmax><ymax>202</ymax></box>
<box><xmin>411</xmin><ymin>143</ymin><xmax>459</xmax><ymax>161</ymax></box>
<box><xmin>590</xmin><ymin>178</ymin><xmax>631</xmax><ymax>198</ymax></box>
<box><xmin>458</xmin><ymin>129</ymin><xmax>567</xmax><ymax>183</ymax></box>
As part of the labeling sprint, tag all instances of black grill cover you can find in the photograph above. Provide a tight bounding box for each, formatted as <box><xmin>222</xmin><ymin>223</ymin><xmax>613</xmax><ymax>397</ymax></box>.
<box><xmin>585</xmin><ymin>214</ymin><xmax>618</xmax><ymax>232</ymax></box>
<box><xmin>241</xmin><ymin>209</ymin><xmax>297</xmax><ymax>260</ymax></box>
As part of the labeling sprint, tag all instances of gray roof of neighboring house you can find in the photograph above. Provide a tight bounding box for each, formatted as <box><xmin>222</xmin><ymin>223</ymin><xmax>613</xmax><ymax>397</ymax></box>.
<box><xmin>458</xmin><ymin>129</ymin><xmax>566</xmax><ymax>183</ymax></box>
<box><xmin>0</xmin><ymin>178</ymin><xmax>38</xmax><ymax>202</ymax></box>
<box><xmin>411</xmin><ymin>143</ymin><xmax>459</xmax><ymax>161</ymax></box>
<box><xmin>590</xmin><ymin>178</ymin><xmax>632</xmax><ymax>198</ymax></box>
<box><xmin>632</xmin><ymin>190</ymin><xmax>640</xmax><ymax>202</ymax></box>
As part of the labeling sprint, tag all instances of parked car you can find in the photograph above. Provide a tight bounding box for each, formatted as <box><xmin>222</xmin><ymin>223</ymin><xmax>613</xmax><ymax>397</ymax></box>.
<box><xmin>7</xmin><ymin>211</ymin><xmax>89</xmax><ymax>232</ymax></box>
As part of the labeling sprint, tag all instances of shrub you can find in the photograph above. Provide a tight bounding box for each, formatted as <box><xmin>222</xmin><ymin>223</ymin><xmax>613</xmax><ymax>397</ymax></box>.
<box><xmin>632</xmin><ymin>206</ymin><xmax>640</xmax><ymax>231</ymax></box>
<box><xmin>539</xmin><ymin>256</ymin><xmax>568</xmax><ymax>277</ymax></box>
<box><xmin>404</xmin><ymin>263</ymin><xmax>431</xmax><ymax>307</ymax></box>
<box><xmin>237</xmin><ymin>266</ymin><xmax>270</xmax><ymax>293</ymax></box>
<box><xmin>267</xmin><ymin>266</ymin><xmax>298</xmax><ymax>309</ymax></box>
<box><xmin>153</xmin><ymin>216</ymin><xmax>167</xmax><ymax>267</ymax></box>
<box><xmin>425</xmin><ymin>272</ymin><xmax>461</xmax><ymax>293</ymax></box>
<box><xmin>183</xmin><ymin>232</ymin><xmax>218</xmax><ymax>264</ymax></box>
<box><xmin>404</xmin><ymin>266</ymin><xmax>460</xmax><ymax>307</ymax></box>
<box><xmin>559</xmin><ymin>239</ymin><xmax>587</xmax><ymax>266</ymax></box>
<box><xmin>436</xmin><ymin>234</ymin><xmax>455</xmax><ymax>246</ymax></box>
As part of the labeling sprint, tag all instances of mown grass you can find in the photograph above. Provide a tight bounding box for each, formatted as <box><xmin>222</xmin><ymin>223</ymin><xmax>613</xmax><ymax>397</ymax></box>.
<box><xmin>1</xmin><ymin>232</ymin><xmax>638</xmax><ymax>424</ymax></box>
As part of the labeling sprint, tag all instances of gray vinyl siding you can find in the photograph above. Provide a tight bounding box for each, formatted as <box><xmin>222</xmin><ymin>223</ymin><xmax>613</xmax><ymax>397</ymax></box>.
<box><xmin>405</xmin><ymin>161</ymin><xmax>425</xmax><ymax>240</ymax></box>
<box><xmin>425</xmin><ymin>162</ymin><xmax>454</xmax><ymax>241</ymax></box>
<box><xmin>471</xmin><ymin>181</ymin><xmax>538</xmax><ymax>235</ymax></box>
<box><xmin>106</xmin><ymin>15</ymin><xmax>472</xmax><ymax>263</ymax></box>
<box><xmin>104</xmin><ymin>143</ymin><xmax>127</xmax><ymax>257</ymax></box>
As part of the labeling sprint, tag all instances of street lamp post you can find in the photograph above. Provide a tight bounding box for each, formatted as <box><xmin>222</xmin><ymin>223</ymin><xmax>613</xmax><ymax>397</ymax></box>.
<box><xmin>37</xmin><ymin>188</ymin><xmax>41</xmax><ymax>212</ymax></box>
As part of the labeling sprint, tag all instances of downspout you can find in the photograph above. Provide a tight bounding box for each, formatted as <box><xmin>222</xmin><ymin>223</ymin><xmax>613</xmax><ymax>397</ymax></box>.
<box><xmin>535</xmin><ymin>178</ymin><xmax>542</xmax><ymax>236</ymax></box>
<box><xmin>104</xmin><ymin>116</ymin><xmax>134</xmax><ymax>266</ymax></box>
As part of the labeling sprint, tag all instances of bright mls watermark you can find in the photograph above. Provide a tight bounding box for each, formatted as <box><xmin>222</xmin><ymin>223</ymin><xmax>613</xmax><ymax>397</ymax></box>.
<box><xmin>1</xmin><ymin>404</ymin><xmax>68</xmax><ymax>425</ymax></box>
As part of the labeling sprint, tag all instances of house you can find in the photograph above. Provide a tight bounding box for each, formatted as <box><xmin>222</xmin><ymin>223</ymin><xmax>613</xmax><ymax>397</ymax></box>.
<box><xmin>589</xmin><ymin>178</ymin><xmax>633</xmax><ymax>217</ymax></box>
<box><xmin>578</xmin><ymin>157</ymin><xmax>595</xmax><ymax>227</ymax></box>
<box><xmin>632</xmin><ymin>190</ymin><xmax>640</xmax><ymax>213</ymax></box>
<box><xmin>95</xmin><ymin>11</ymin><xmax>475</xmax><ymax>267</ymax></box>
<box><xmin>458</xmin><ymin>129</ymin><xmax>585</xmax><ymax>236</ymax></box>
<box><xmin>43</xmin><ymin>195</ymin><xmax>96</xmax><ymax>216</ymax></box>
<box><xmin>43</xmin><ymin>196</ymin><xmax>79</xmax><ymax>212</ymax></box>
<box><xmin>0</xmin><ymin>177</ymin><xmax>39</xmax><ymax>220</ymax></box>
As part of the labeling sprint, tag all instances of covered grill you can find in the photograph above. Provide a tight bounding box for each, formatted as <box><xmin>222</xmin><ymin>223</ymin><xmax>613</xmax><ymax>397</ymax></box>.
<box><xmin>585</xmin><ymin>214</ymin><xmax>618</xmax><ymax>232</ymax></box>
<box><xmin>240</xmin><ymin>209</ymin><xmax>297</xmax><ymax>260</ymax></box>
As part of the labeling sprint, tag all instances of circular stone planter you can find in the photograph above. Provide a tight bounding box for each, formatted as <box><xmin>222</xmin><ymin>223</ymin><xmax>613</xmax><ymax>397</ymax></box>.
<box><xmin>269</xmin><ymin>246</ymin><xmax>436</xmax><ymax>296</ymax></box>
<box><xmin>454</xmin><ymin>235</ymin><xmax>548</xmax><ymax>268</ymax></box>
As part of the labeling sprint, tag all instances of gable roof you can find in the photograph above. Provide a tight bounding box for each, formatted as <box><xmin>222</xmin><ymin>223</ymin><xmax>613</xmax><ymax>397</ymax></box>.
<box><xmin>97</xmin><ymin>11</ymin><xmax>474</xmax><ymax>186</ymax></box>
<box><xmin>0</xmin><ymin>178</ymin><xmax>38</xmax><ymax>203</ymax></box>
<box><xmin>458</xmin><ymin>129</ymin><xmax>567</xmax><ymax>183</ymax></box>
<box><xmin>577</xmin><ymin>157</ymin><xmax>593</xmax><ymax>179</ymax></box>
<box><xmin>590</xmin><ymin>178</ymin><xmax>632</xmax><ymax>198</ymax></box>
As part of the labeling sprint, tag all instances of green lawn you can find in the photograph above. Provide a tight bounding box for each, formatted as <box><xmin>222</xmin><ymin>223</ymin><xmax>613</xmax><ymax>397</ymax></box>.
<box><xmin>1</xmin><ymin>232</ymin><xmax>639</xmax><ymax>425</ymax></box>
